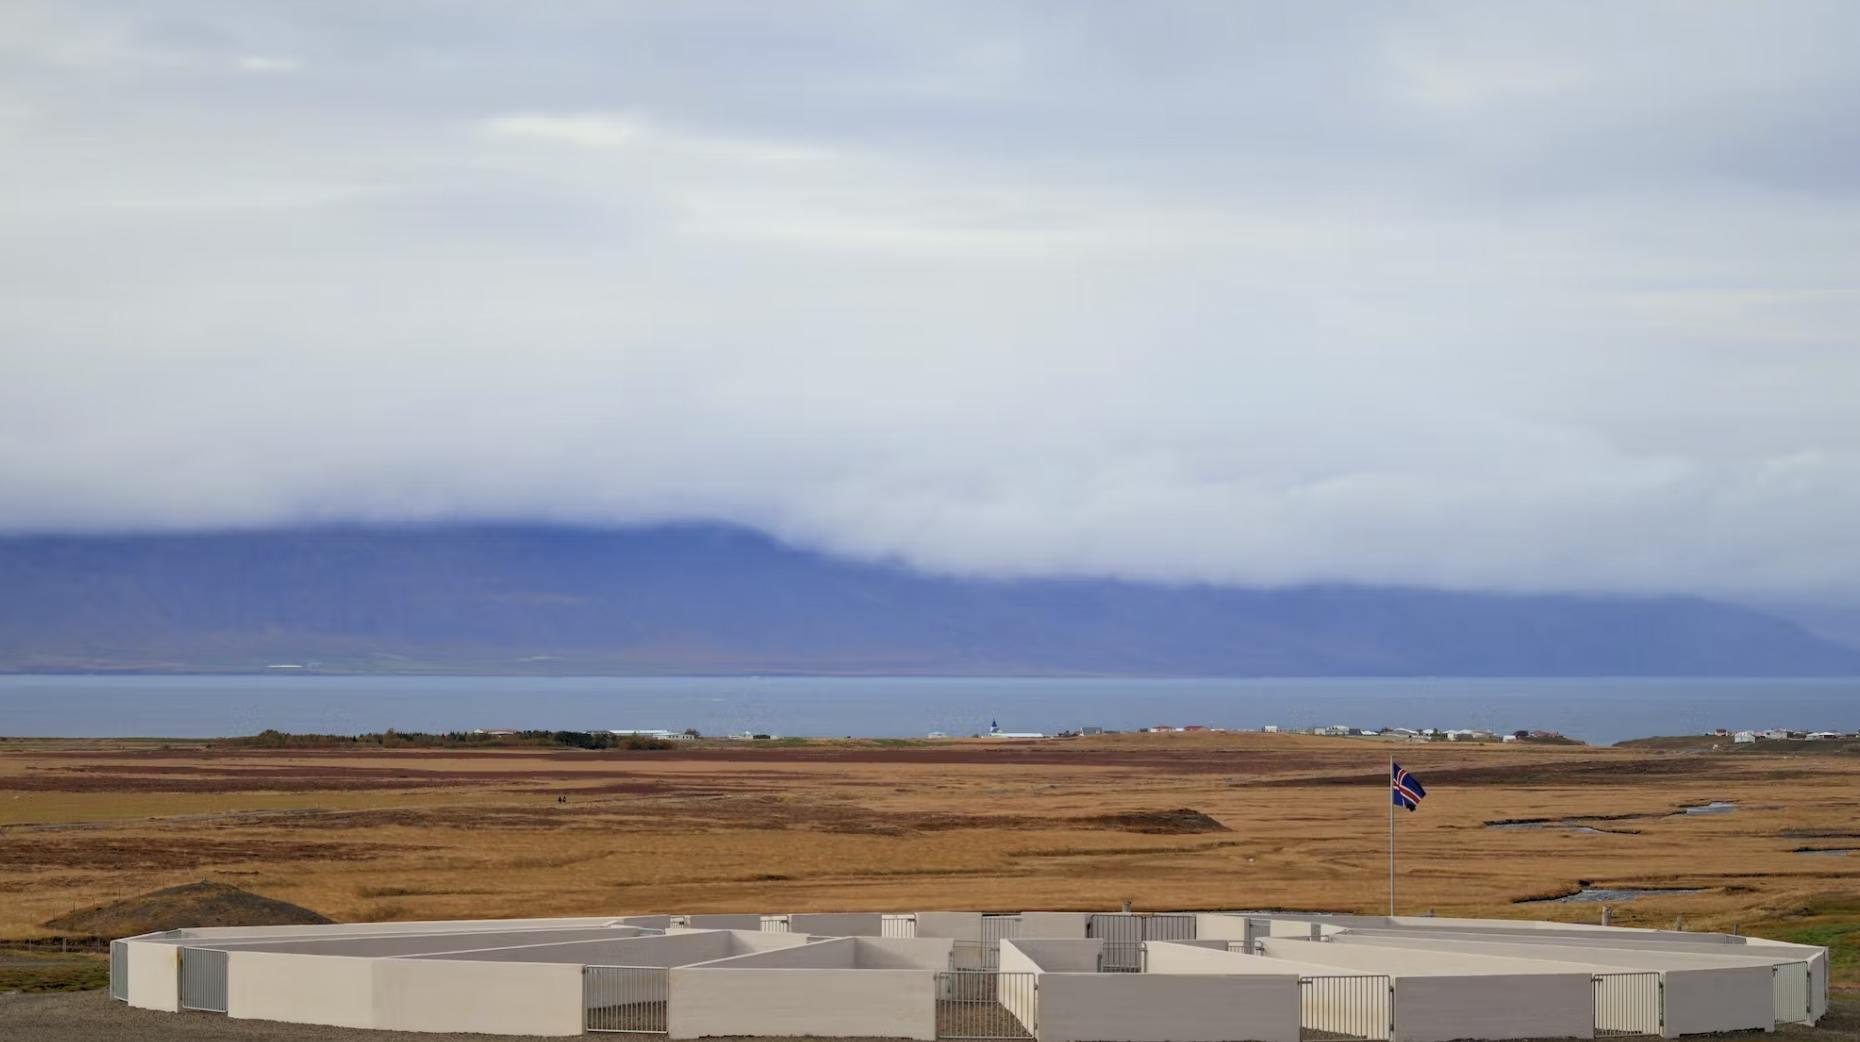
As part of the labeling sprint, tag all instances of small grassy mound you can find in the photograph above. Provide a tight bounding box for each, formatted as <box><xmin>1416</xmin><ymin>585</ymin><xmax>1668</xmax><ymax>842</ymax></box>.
<box><xmin>1086</xmin><ymin>808</ymin><xmax>1231</xmax><ymax>834</ymax></box>
<box><xmin>42</xmin><ymin>881</ymin><xmax>331</xmax><ymax>939</ymax></box>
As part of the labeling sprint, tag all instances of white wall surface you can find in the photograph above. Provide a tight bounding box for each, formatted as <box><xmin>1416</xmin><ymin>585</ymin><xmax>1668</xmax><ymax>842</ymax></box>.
<box><xmin>669</xmin><ymin>967</ymin><xmax>936</xmax><ymax>1039</ymax></box>
<box><xmin>180</xmin><ymin>916</ymin><xmax>624</xmax><ymax>940</ymax></box>
<box><xmin>1193</xmin><ymin>914</ymin><xmax>1250</xmax><ymax>941</ymax></box>
<box><xmin>1017</xmin><ymin>912</ymin><xmax>1089</xmax><ymax>939</ymax></box>
<box><xmin>372</xmin><ymin>958</ymin><xmax>582</xmax><ymax>1036</ymax></box>
<box><xmin>225</xmin><ymin>951</ymin><xmax>378</xmax><ymax>1029</ymax></box>
<box><xmin>915</xmin><ymin>912</ymin><xmax>984</xmax><ymax>940</ymax></box>
<box><xmin>684</xmin><ymin>914</ymin><xmax>764</xmax><ymax>931</ymax></box>
<box><xmin>199</xmin><ymin>926</ymin><xmax>633</xmax><ymax>957</ymax></box>
<box><xmin>688</xmin><ymin>938</ymin><xmax>856</xmax><ymax>969</ymax></box>
<box><xmin>123</xmin><ymin>940</ymin><xmax>180</xmax><ymax>1012</ymax></box>
<box><xmin>1001</xmin><ymin>938</ymin><xmax>1102</xmax><ymax>972</ymax></box>
<box><xmin>412</xmin><ymin>931</ymin><xmax>739</xmax><ymax>965</ymax></box>
<box><xmin>1034</xmin><ymin>973</ymin><xmax>1300</xmax><ymax>1042</ymax></box>
<box><xmin>789</xmin><ymin>913</ymin><xmax>885</xmax><ymax>936</ymax></box>
<box><xmin>1393</xmin><ymin>974</ymin><xmax>1594</xmax><ymax>1042</ymax></box>
<box><xmin>1146</xmin><ymin>941</ymin><xmax>1340</xmax><ymax>977</ymax></box>
<box><xmin>853</xmin><ymin>937</ymin><xmax>955</xmax><ymax>969</ymax></box>
<box><xmin>1660</xmin><ymin>965</ymin><xmax>1776</xmax><ymax>1037</ymax></box>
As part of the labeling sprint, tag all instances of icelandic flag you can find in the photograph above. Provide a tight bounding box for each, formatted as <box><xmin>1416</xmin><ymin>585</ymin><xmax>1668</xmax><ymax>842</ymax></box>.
<box><xmin>1392</xmin><ymin>762</ymin><xmax>1426</xmax><ymax>812</ymax></box>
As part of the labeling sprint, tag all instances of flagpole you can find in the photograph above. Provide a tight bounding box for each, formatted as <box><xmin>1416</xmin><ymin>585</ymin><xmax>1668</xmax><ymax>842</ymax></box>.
<box><xmin>1388</xmin><ymin>755</ymin><xmax>1395</xmax><ymax>917</ymax></box>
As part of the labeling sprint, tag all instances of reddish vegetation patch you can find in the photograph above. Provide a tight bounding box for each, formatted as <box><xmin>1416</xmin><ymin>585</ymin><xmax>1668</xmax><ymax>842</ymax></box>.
<box><xmin>0</xmin><ymin>838</ymin><xmax>402</xmax><ymax>871</ymax></box>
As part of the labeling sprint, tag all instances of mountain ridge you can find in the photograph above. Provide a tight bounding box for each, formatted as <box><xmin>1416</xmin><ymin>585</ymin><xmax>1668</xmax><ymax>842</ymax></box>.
<box><xmin>0</xmin><ymin>523</ymin><xmax>1855</xmax><ymax>677</ymax></box>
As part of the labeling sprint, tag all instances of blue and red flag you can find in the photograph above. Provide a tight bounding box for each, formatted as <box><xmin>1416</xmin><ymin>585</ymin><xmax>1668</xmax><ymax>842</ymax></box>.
<box><xmin>1391</xmin><ymin>762</ymin><xmax>1426</xmax><ymax>812</ymax></box>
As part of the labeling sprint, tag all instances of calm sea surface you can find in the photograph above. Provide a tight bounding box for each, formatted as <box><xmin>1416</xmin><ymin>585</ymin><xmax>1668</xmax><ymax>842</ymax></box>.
<box><xmin>2</xmin><ymin>675</ymin><xmax>1857</xmax><ymax>744</ymax></box>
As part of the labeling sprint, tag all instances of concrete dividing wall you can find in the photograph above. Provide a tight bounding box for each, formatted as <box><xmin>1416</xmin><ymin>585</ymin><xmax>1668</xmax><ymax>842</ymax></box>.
<box><xmin>373</xmin><ymin>958</ymin><xmax>581</xmax><ymax>1036</ymax></box>
<box><xmin>123</xmin><ymin>940</ymin><xmax>181</xmax><ymax>1011</ymax></box>
<box><xmin>1746</xmin><ymin>941</ymin><xmax>1830</xmax><ymax>1020</ymax></box>
<box><xmin>1146</xmin><ymin>941</ymin><xmax>1340</xmax><ymax>977</ymax></box>
<box><xmin>853</xmin><ymin>937</ymin><xmax>955</xmax><ymax>969</ymax></box>
<box><xmin>684</xmin><ymin>914</ymin><xmax>764</xmax><ymax>931</ymax></box>
<box><xmin>690</xmin><ymin>937</ymin><xmax>857</xmax><ymax>968</ymax></box>
<box><xmin>1661</xmin><ymin>965</ymin><xmax>1776</xmax><ymax>1037</ymax></box>
<box><xmin>915</xmin><ymin>912</ymin><xmax>984</xmax><ymax>940</ymax></box>
<box><xmin>1261</xmin><ymin>939</ymin><xmax>1596</xmax><ymax>1042</ymax></box>
<box><xmin>669</xmin><ymin>968</ymin><xmax>936</xmax><ymax>1039</ymax></box>
<box><xmin>412</xmin><ymin>930</ymin><xmax>795</xmax><ymax>966</ymax></box>
<box><xmin>1035</xmin><ymin>972</ymin><xmax>1300</xmax><ymax>1042</ymax></box>
<box><xmin>196</xmin><ymin>926</ymin><xmax>636</xmax><ymax>957</ymax></box>
<box><xmin>619</xmin><ymin>915</ymin><xmax>676</xmax><ymax>929</ymax></box>
<box><xmin>226</xmin><ymin>951</ymin><xmax>378</xmax><ymax>1029</ymax></box>
<box><xmin>1395</xmin><ymin>974</ymin><xmax>1594</xmax><ymax>1042</ymax></box>
<box><xmin>1018</xmin><ymin>912</ymin><xmax>1089</xmax><ymax>939</ymax></box>
<box><xmin>179</xmin><ymin>916</ymin><xmax>624</xmax><ymax>940</ymax></box>
<box><xmin>1334</xmin><ymin>932</ymin><xmax>1784</xmax><ymax>1036</ymax></box>
<box><xmin>1193</xmin><ymin>913</ymin><xmax>1250</xmax><ymax>943</ymax></box>
<box><xmin>789</xmin><ymin>913</ymin><xmax>885</xmax><ymax>936</ymax></box>
<box><xmin>1002</xmin><ymin>938</ymin><xmax>1102</xmax><ymax>972</ymax></box>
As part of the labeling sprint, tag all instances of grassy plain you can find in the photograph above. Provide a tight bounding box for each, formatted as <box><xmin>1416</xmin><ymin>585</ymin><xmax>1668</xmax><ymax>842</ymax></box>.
<box><xmin>2</xmin><ymin>731</ymin><xmax>1857</xmax><ymax>983</ymax></box>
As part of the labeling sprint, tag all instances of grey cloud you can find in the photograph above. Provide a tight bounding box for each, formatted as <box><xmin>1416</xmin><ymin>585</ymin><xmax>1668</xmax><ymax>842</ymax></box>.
<box><xmin>0</xmin><ymin>1</ymin><xmax>1857</xmax><ymax>600</ymax></box>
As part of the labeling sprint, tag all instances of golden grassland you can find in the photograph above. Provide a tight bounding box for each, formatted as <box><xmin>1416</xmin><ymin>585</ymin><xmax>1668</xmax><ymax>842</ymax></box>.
<box><xmin>2</xmin><ymin>732</ymin><xmax>1857</xmax><ymax>982</ymax></box>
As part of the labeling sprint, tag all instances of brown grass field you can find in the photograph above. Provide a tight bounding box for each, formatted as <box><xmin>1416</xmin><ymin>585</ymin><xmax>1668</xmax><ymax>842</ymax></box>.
<box><xmin>3</xmin><ymin>731</ymin><xmax>1858</xmax><ymax>987</ymax></box>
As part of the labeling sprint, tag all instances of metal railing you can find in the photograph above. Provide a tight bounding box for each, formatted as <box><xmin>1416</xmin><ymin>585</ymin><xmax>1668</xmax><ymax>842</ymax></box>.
<box><xmin>1098</xmin><ymin>941</ymin><xmax>1145</xmax><ymax>973</ymax></box>
<box><xmin>178</xmin><ymin>947</ymin><xmax>228</xmax><ymax>1013</ymax></box>
<box><xmin>109</xmin><ymin>940</ymin><xmax>127</xmax><ymax>1001</ymax></box>
<box><xmin>759</xmin><ymin>914</ymin><xmax>792</xmax><ymax>933</ymax></box>
<box><xmin>1593</xmin><ymin>971</ymin><xmax>1661</xmax><ymax>1037</ymax></box>
<box><xmin>936</xmin><ymin>970</ymin><xmax>1035</xmax><ymax>1040</ymax></box>
<box><xmin>883</xmin><ymin>913</ymin><xmax>918</xmax><ymax>938</ymax></box>
<box><xmin>1773</xmin><ymin>961</ymin><xmax>1812</xmax><ymax>1025</ymax></box>
<box><xmin>1299</xmin><ymin>974</ymin><xmax>1392</xmax><ymax>1041</ymax></box>
<box><xmin>585</xmin><ymin>965</ymin><xmax>669</xmax><ymax>1034</ymax></box>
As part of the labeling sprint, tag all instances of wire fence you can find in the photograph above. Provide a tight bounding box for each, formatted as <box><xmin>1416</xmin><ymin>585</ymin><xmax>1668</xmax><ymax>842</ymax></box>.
<box><xmin>935</xmin><ymin>970</ymin><xmax>1035</xmax><ymax>1040</ymax></box>
<box><xmin>584</xmin><ymin>965</ymin><xmax>669</xmax><ymax>1034</ymax></box>
<box><xmin>178</xmin><ymin>947</ymin><xmax>228</xmax><ymax>1013</ymax></box>
<box><xmin>1299</xmin><ymin>974</ymin><xmax>1392</xmax><ymax>1041</ymax></box>
<box><xmin>1593</xmin><ymin>971</ymin><xmax>1661</xmax><ymax>1037</ymax></box>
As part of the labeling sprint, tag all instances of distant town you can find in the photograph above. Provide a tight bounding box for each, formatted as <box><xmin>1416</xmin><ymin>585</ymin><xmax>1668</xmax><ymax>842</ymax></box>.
<box><xmin>468</xmin><ymin>723</ymin><xmax>1578</xmax><ymax>744</ymax></box>
<box><xmin>463</xmin><ymin>722</ymin><xmax>1860</xmax><ymax>747</ymax></box>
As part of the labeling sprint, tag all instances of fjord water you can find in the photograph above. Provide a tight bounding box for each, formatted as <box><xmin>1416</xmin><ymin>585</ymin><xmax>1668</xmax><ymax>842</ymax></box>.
<box><xmin>2</xmin><ymin>675</ymin><xmax>1858</xmax><ymax>744</ymax></box>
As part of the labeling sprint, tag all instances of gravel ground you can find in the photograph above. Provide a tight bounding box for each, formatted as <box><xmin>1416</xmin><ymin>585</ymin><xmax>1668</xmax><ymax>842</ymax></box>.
<box><xmin>0</xmin><ymin>990</ymin><xmax>548</xmax><ymax>1042</ymax></box>
<box><xmin>6</xmin><ymin>989</ymin><xmax>1857</xmax><ymax>1042</ymax></box>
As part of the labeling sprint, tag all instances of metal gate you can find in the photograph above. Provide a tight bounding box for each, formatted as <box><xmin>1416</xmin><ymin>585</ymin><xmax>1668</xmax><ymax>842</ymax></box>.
<box><xmin>1594</xmin><ymin>971</ymin><xmax>1662</xmax><ymax>1037</ymax></box>
<box><xmin>1300</xmin><ymin>974</ymin><xmax>1392</xmax><ymax>1041</ymax></box>
<box><xmin>1773</xmin><ymin>962</ymin><xmax>1812</xmax><ymax>1025</ymax></box>
<box><xmin>883</xmin><ymin>914</ymin><xmax>918</xmax><ymax>938</ymax></box>
<box><xmin>109</xmin><ymin>940</ymin><xmax>128</xmax><ymax>1002</ymax></box>
<box><xmin>972</xmin><ymin>915</ymin><xmax>1020</xmax><ymax>971</ymax></box>
<box><xmin>178</xmin><ymin>947</ymin><xmax>228</xmax><ymax>1013</ymax></box>
<box><xmin>1088</xmin><ymin>913</ymin><xmax>1194</xmax><ymax>973</ymax></box>
<box><xmin>759</xmin><ymin>915</ymin><xmax>791</xmax><ymax>933</ymax></box>
<box><xmin>585</xmin><ymin>965</ymin><xmax>669</xmax><ymax>1033</ymax></box>
<box><xmin>936</xmin><ymin>970</ymin><xmax>1035</xmax><ymax>1040</ymax></box>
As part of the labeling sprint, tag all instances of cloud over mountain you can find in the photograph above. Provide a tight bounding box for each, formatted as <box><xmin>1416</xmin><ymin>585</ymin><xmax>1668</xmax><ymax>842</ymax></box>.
<box><xmin>2</xmin><ymin>3</ymin><xmax>1857</xmax><ymax>599</ymax></box>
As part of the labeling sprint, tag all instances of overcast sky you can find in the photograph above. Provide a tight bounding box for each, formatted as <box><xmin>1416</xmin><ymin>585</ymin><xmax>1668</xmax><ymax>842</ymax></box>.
<box><xmin>2</xmin><ymin>2</ymin><xmax>1858</xmax><ymax>600</ymax></box>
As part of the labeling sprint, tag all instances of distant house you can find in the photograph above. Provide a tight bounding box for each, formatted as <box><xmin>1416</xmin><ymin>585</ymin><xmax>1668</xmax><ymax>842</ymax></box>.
<box><xmin>473</xmin><ymin>728</ymin><xmax>520</xmax><ymax>737</ymax></box>
<box><xmin>1263</xmin><ymin>725</ymin><xmax>1279</xmax><ymax>733</ymax></box>
<box><xmin>1733</xmin><ymin>730</ymin><xmax>1757</xmax><ymax>743</ymax></box>
<box><xmin>606</xmin><ymin>729</ymin><xmax>693</xmax><ymax>741</ymax></box>
<box><xmin>1081</xmin><ymin>726</ymin><xmax>1103</xmax><ymax>736</ymax></box>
